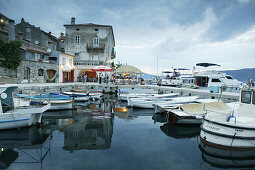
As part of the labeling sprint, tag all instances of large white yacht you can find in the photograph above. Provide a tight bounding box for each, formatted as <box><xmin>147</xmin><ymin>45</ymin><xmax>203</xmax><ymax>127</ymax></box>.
<box><xmin>193</xmin><ymin>63</ymin><xmax>244</xmax><ymax>93</ymax></box>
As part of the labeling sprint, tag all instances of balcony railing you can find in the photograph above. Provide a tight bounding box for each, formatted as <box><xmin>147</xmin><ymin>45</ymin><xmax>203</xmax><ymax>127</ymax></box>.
<box><xmin>86</xmin><ymin>43</ymin><xmax>105</xmax><ymax>53</ymax></box>
<box><xmin>74</xmin><ymin>60</ymin><xmax>105</xmax><ymax>66</ymax></box>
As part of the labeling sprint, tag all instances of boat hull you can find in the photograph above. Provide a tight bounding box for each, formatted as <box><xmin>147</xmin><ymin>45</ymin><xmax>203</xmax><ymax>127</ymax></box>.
<box><xmin>200</xmin><ymin>118</ymin><xmax>255</xmax><ymax>150</ymax></box>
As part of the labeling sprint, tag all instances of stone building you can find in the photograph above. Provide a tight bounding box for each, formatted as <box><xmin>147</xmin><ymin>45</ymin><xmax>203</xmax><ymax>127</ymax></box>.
<box><xmin>64</xmin><ymin>17</ymin><xmax>116</xmax><ymax>82</ymax></box>
<box><xmin>0</xmin><ymin>13</ymin><xmax>15</xmax><ymax>41</ymax></box>
<box><xmin>14</xmin><ymin>18</ymin><xmax>64</xmax><ymax>83</ymax></box>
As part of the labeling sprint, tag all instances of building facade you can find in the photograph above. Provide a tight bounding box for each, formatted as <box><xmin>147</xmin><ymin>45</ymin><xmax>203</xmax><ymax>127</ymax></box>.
<box><xmin>15</xmin><ymin>18</ymin><xmax>68</xmax><ymax>83</ymax></box>
<box><xmin>64</xmin><ymin>17</ymin><xmax>116</xmax><ymax>82</ymax></box>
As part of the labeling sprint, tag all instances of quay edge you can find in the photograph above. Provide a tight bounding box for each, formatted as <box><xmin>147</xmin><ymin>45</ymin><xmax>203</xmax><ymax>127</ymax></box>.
<box><xmin>13</xmin><ymin>83</ymin><xmax>238</xmax><ymax>102</ymax></box>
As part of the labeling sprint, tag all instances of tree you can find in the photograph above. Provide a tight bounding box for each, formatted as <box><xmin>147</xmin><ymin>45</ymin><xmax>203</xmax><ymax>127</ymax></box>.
<box><xmin>0</xmin><ymin>39</ymin><xmax>22</xmax><ymax>70</ymax></box>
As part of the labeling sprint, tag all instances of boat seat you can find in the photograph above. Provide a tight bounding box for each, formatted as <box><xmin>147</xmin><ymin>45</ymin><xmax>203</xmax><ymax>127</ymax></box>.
<box><xmin>229</xmin><ymin>116</ymin><xmax>255</xmax><ymax>125</ymax></box>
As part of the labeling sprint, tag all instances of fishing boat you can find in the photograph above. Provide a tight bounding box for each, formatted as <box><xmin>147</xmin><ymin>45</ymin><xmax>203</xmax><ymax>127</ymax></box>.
<box><xmin>153</xmin><ymin>98</ymin><xmax>218</xmax><ymax>113</ymax></box>
<box><xmin>122</xmin><ymin>93</ymin><xmax>179</xmax><ymax>102</ymax></box>
<box><xmin>16</xmin><ymin>93</ymin><xmax>73</xmax><ymax>110</ymax></box>
<box><xmin>162</xmin><ymin>100</ymin><xmax>231</xmax><ymax>124</ymax></box>
<box><xmin>62</xmin><ymin>92</ymin><xmax>90</xmax><ymax>102</ymax></box>
<box><xmin>0</xmin><ymin>85</ymin><xmax>50</xmax><ymax>130</ymax></box>
<box><xmin>128</xmin><ymin>95</ymin><xmax>197</xmax><ymax>109</ymax></box>
<box><xmin>118</xmin><ymin>88</ymin><xmax>156</xmax><ymax>100</ymax></box>
<box><xmin>200</xmin><ymin>88</ymin><xmax>255</xmax><ymax>150</ymax></box>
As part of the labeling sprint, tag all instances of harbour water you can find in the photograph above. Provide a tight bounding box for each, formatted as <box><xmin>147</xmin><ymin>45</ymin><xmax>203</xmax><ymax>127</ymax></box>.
<box><xmin>1</xmin><ymin>95</ymin><xmax>254</xmax><ymax>170</ymax></box>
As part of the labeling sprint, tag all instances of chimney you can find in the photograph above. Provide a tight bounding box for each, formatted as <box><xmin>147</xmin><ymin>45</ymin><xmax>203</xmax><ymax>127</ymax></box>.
<box><xmin>60</xmin><ymin>32</ymin><xmax>64</xmax><ymax>36</ymax></box>
<box><xmin>8</xmin><ymin>20</ymin><xmax>15</xmax><ymax>41</ymax></box>
<box><xmin>49</xmin><ymin>31</ymin><xmax>51</xmax><ymax>35</ymax></box>
<box><xmin>21</xmin><ymin>18</ymin><xmax>25</xmax><ymax>23</ymax></box>
<box><xmin>71</xmin><ymin>17</ymin><xmax>75</xmax><ymax>25</ymax></box>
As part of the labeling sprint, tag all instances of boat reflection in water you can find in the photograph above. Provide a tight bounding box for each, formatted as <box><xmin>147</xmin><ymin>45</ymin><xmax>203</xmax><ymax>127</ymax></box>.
<box><xmin>0</xmin><ymin>126</ymin><xmax>50</xmax><ymax>169</ymax></box>
<box><xmin>199</xmin><ymin>143</ymin><xmax>255</xmax><ymax>169</ymax></box>
<box><xmin>61</xmin><ymin>108</ymin><xmax>114</xmax><ymax>152</ymax></box>
<box><xmin>160</xmin><ymin>123</ymin><xmax>200</xmax><ymax>139</ymax></box>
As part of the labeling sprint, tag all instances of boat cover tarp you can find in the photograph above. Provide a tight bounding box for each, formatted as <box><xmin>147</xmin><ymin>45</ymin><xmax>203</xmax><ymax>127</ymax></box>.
<box><xmin>204</xmin><ymin>102</ymin><xmax>231</xmax><ymax>112</ymax></box>
<box><xmin>180</xmin><ymin>102</ymin><xmax>231</xmax><ymax>115</ymax></box>
<box><xmin>180</xmin><ymin>103</ymin><xmax>206</xmax><ymax>115</ymax></box>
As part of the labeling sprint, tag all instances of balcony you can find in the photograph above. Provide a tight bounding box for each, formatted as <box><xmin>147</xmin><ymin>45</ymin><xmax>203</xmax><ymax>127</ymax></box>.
<box><xmin>74</xmin><ymin>60</ymin><xmax>105</xmax><ymax>66</ymax></box>
<box><xmin>86</xmin><ymin>43</ymin><xmax>105</xmax><ymax>53</ymax></box>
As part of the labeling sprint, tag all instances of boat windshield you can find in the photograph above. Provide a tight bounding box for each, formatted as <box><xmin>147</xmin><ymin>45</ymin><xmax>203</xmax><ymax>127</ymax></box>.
<box><xmin>225</xmin><ymin>76</ymin><xmax>233</xmax><ymax>79</ymax></box>
<box><xmin>241</xmin><ymin>90</ymin><xmax>251</xmax><ymax>104</ymax></box>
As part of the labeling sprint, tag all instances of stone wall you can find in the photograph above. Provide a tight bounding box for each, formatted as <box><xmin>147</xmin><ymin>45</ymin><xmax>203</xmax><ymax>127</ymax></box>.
<box><xmin>17</xmin><ymin>60</ymin><xmax>59</xmax><ymax>83</ymax></box>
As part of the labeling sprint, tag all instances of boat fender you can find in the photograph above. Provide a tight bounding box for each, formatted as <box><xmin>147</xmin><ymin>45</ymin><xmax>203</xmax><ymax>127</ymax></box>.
<box><xmin>227</xmin><ymin>115</ymin><xmax>235</xmax><ymax>122</ymax></box>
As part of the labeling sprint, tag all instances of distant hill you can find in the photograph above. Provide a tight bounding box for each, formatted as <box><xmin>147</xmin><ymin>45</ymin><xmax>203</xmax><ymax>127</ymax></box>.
<box><xmin>224</xmin><ymin>68</ymin><xmax>255</xmax><ymax>83</ymax></box>
<box><xmin>141</xmin><ymin>72</ymin><xmax>156</xmax><ymax>80</ymax></box>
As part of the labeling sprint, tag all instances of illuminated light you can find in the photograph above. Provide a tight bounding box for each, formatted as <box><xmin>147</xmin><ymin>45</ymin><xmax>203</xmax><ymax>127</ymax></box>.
<box><xmin>0</xmin><ymin>19</ymin><xmax>4</xmax><ymax>23</ymax></box>
<box><xmin>114</xmin><ymin>107</ymin><xmax>128</xmax><ymax>112</ymax></box>
<box><xmin>1</xmin><ymin>148</ymin><xmax>4</xmax><ymax>152</ymax></box>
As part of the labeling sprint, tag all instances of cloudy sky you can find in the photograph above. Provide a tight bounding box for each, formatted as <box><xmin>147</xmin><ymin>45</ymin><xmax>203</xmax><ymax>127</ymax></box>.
<box><xmin>1</xmin><ymin>0</ymin><xmax>255</xmax><ymax>74</ymax></box>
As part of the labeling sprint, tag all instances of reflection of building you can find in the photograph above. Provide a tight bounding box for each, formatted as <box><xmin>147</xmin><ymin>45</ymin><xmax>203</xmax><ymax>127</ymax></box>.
<box><xmin>64</xmin><ymin>17</ymin><xmax>116</xmax><ymax>82</ymax></box>
<box><xmin>0</xmin><ymin>126</ymin><xmax>50</xmax><ymax>169</ymax></box>
<box><xmin>62</xmin><ymin>112</ymin><xmax>113</xmax><ymax>151</ymax></box>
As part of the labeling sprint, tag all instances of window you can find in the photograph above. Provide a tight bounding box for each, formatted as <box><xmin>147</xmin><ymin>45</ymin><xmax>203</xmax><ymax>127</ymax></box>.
<box><xmin>211</xmin><ymin>79</ymin><xmax>221</xmax><ymax>82</ymax></box>
<box><xmin>75</xmin><ymin>35</ymin><xmax>80</xmax><ymax>44</ymax></box>
<box><xmin>63</xmin><ymin>57</ymin><xmax>66</xmax><ymax>65</ymax></box>
<box><xmin>75</xmin><ymin>53</ymin><xmax>79</xmax><ymax>61</ymax></box>
<box><xmin>95</xmin><ymin>29</ymin><xmax>98</xmax><ymax>31</ymax></box>
<box><xmin>25</xmin><ymin>27</ymin><xmax>31</xmax><ymax>41</ymax></box>
<box><xmin>241</xmin><ymin>91</ymin><xmax>251</xmax><ymax>104</ymax></box>
<box><xmin>93</xmin><ymin>38</ymin><xmax>99</xmax><ymax>48</ymax></box>
<box><xmin>24</xmin><ymin>67</ymin><xmax>30</xmax><ymax>80</ymax></box>
<box><xmin>69</xmin><ymin>59</ymin><xmax>72</xmax><ymax>66</ymax></box>
<box><xmin>38</xmin><ymin>69</ymin><xmax>44</xmax><ymax>76</ymax></box>
<box><xmin>93</xmin><ymin>38</ymin><xmax>99</xmax><ymax>44</ymax></box>
<box><xmin>226</xmin><ymin>76</ymin><xmax>233</xmax><ymax>80</ymax></box>
<box><xmin>92</xmin><ymin>55</ymin><xmax>99</xmax><ymax>61</ymax></box>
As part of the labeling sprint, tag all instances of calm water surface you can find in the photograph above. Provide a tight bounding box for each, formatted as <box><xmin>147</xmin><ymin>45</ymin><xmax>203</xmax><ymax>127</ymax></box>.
<box><xmin>1</xmin><ymin>95</ymin><xmax>255</xmax><ymax>170</ymax></box>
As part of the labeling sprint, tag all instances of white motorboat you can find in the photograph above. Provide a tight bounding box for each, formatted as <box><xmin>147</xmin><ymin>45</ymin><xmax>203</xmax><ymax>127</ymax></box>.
<box><xmin>200</xmin><ymin>88</ymin><xmax>255</xmax><ymax>150</ymax></box>
<box><xmin>128</xmin><ymin>96</ymin><xmax>198</xmax><ymax>109</ymax></box>
<box><xmin>89</xmin><ymin>93</ymin><xmax>103</xmax><ymax>100</ymax></box>
<box><xmin>62</xmin><ymin>91</ymin><xmax>90</xmax><ymax>102</ymax></box>
<box><xmin>118</xmin><ymin>88</ymin><xmax>156</xmax><ymax>100</ymax></box>
<box><xmin>163</xmin><ymin>101</ymin><xmax>230</xmax><ymax>124</ymax></box>
<box><xmin>153</xmin><ymin>98</ymin><xmax>219</xmax><ymax>113</ymax></box>
<box><xmin>43</xmin><ymin>99</ymin><xmax>73</xmax><ymax>110</ymax></box>
<box><xmin>124</xmin><ymin>93</ymin><xmax>179</xmax><ymax>103</ymax></box>
<box><xmin>0</xmin><ymin>85</ymin><xmax>50</xmax><ymax>130</ymax></box>
<box><xmin>193</xmin><ymin>63</ymin><xmax>245</xmax><ymax>93</ymax></box>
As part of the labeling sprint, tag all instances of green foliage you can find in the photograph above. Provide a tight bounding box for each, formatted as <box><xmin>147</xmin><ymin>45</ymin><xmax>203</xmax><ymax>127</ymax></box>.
<box><xmin>0</xmin><ymin>39</ymin><xmax>22</xmax><ymax>70</ymax></box>
<box><xmin>115</xmin><ymin>63</ymin><xmax>124</xmax><ymax>69</ymax></box>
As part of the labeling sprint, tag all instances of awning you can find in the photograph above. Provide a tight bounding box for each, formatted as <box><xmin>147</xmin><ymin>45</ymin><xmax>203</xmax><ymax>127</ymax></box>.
<box><xmin>116</xmin><ymin>65</ymin><xmax>141</xmax><ymax>74</ymax></box>
<box><xmin>92</xmin><ymin>65</ymin><xmax>112</xmax><ymax>72</ymax></box>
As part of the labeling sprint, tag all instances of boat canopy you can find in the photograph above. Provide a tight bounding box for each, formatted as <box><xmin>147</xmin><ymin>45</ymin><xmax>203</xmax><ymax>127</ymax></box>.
<box><xmin>196</xmin><ymin>63</ymin><xmax>220</xmax><ymax>67</ymax></box>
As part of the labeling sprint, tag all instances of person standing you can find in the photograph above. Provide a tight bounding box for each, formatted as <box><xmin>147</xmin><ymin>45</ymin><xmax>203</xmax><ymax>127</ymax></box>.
<box><xmin>82</xmin><ymin>73</ymin><xmax>85</xmax><ymax>83</ymax></box>
<box><xmin>106</xmin><ymin>75</ymin><xmax>109</xmax><ymax>84</ymax></box>
<box><xmin>99</xmin><ymin>73</ymin><xmax>102</xmax><ymax>84</ymax></box>
<box><xmin>84</xmin><ymin>74</ymin><xmax>87</xmax><ymax>83</ymax></box>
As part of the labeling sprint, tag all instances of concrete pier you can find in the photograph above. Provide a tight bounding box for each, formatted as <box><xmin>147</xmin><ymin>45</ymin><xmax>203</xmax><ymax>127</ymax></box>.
<box><xmin>13</xmin><ymin>83</ymin><xmax>239</xmax><ymax>102</ymax></box>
